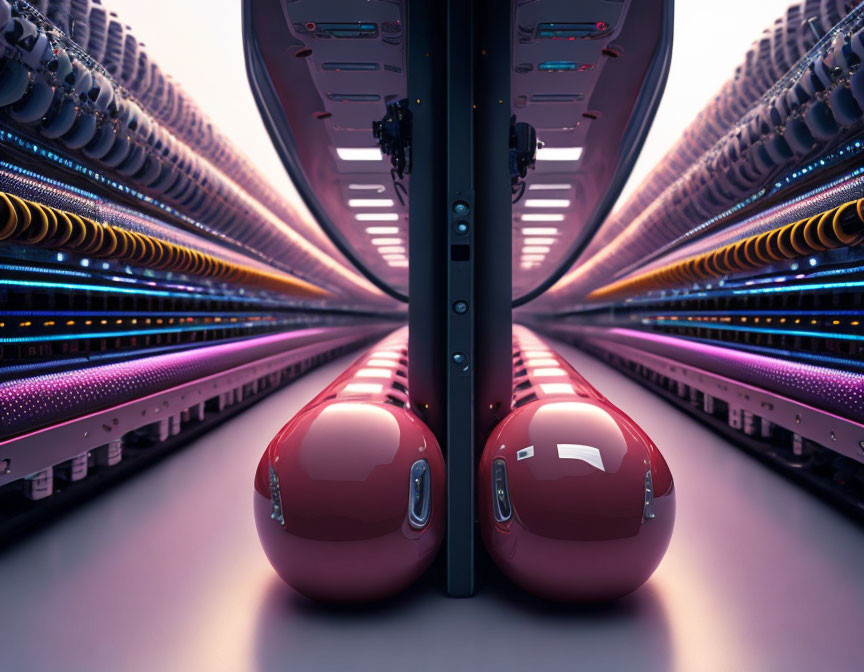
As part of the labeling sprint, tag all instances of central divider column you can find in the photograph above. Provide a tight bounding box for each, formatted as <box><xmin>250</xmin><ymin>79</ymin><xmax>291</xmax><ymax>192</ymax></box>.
<box><xmin>408</xmin><ymin>0</ymin><xmax>512</xmax><ymax>597</ymax></box>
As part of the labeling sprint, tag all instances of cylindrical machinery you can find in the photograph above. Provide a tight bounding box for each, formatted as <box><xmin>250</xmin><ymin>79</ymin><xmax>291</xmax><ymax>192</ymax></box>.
<box><xmin>478</xmin><ymin>327</ymin><xmax>675</xmax><ymax>601</ymax></box>
<box><xmin>253</xmin><ymin>329</ymin><xmax>446</xmax><ymax>602</ymax></box>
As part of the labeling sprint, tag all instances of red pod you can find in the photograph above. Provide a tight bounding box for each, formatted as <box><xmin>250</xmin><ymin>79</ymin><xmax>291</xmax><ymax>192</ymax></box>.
<box><xmin>478</xmin><ymin>328</ymin><xmax>675</xmax><ymax>602</ymax></box>
<box><xmin>253</xmin><ymin>330</ymin><xmax>445</xmax><ymax>602</ymax></box>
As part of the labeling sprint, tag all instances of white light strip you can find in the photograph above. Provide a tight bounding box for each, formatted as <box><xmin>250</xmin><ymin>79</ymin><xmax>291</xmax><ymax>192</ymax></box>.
<box><xmin>521</xmin><ymin>214</ymin><xmax>565</xmax><ymax>222</ymax></box>
<box><xmin>522</xmin><ymin>246</ymin><xmax>550</xmax><ymax>254</ymax></box>
<box><xmin>365</xmin><ymin>226</ymin><xmax>399</xmax><ymax>234</ymax></box>
<box><xmin>356</xmin><ymin>213</ymin><xmax>399</xmax><ymax>221</ymax></box>
<box><xmin>382</xmin><ymin>254</ymin><xmax>406</xmax><ymax>260</ymax></box>
<box><xmin>356</xmin><ymin>368</ymin><xmax>394</xmax><ymax>378</ymax></box>
<box><xmin>388</xmin><ymin>260</ymin><xmax>409</xmax><ymax>267</ymax></box>
<box><xmin>540</xmin><ymin>383</ymin><xmax>576</xmax><ymax>395</ymax></box>
<box><xmin>371</xmin><ymin>238</ymin><xmax>402</xmax><ymax>246</ymax></box>
<box><xmin>523</xmin><ymin>237</ymin><xmax>556</xmax><ymax>245</ymax></box>
<box><xmin>525</xmin><ymin>199</ymin><xmax>571</xmax><ymax>208</ymax></box>
<box><xmin>536</xmin><ymin>146</ymin><xmax>583</xmax><ymax>161</ymax></box>
<box><xmin>526</xmin><ymin>358</ymin><xmax>559</xmax><ymax>367</ymax></box>
<box><xmin>371</xmin><ymin>351</ymin><xmax>401</xmax><ymax>359</ymax></box>
<box><xmin>522</xmin><ymin>227</ymin><xmax>559</xmax><ymax>235</ymax></box>
<box><xmin>349</xmin><ymin>198</ymin><xmax>394</xmax><ymax>207</ymax></box>
<box><xmin>344</xmin><ymin>382</ymin><xmax>384</xmax><ymax>393</ymax></box>
<box><xmin>531</xmin><ymin>367</ymin><xmax>567</xmax><ymax>376</ymax></box>
<box><xmin>528</xmin><ymin>183</ymin><xmax>571</xmax><ymax>190</ymax></box>
<box><xmin>521</xmin><ymin>254</ymin><xmax>545</xmax><ymax>262</ymax></box>
<box><xmin>377</xmin><ymin>246</ymin><xmax>405</xmax><ymax>254</ymax></box>
<box><xmin>336</xmin><ymin>147</ymin><xmax>383</xmax><ymax>161</ymax></box>
<box><xmin>349</xmin><ymin>183</ymin><xmax>386</xmax><ymax>192</ymax></box>
<box><xmin>523</xmin><ymin>350</ymin><xmax>553</xmax><ymax>358</ymax></box>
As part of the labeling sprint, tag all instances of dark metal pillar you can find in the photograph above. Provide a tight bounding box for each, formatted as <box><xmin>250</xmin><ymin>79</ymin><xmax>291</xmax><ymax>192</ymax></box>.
<box><xmin>408</xmin><ymin>0</ymin><xmax>512</xmax><ymax>598</ymax></box>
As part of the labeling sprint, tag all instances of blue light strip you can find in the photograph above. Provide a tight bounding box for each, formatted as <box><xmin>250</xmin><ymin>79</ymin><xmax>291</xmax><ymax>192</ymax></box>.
<box><xmin>648</xmin><ymin>319</ymin><xmax>864</xmax><ymax>342</ymax></box>
<box><xmin>731</xmin><ymin>280</ymin><xmax>864</xmax><ymax>295</ymax></box>
<box><xmin>0</xmin><ymin>278</ymin><xmax>286</xmax><ymax>305</ymax></box>
<box><xmin>0</xmin><ymin>319</ymin><xmax>291</xmax><ymax>344</ymax></box>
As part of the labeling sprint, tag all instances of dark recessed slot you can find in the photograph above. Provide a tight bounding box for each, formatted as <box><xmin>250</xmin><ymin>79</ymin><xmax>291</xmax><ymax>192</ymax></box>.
<box><xmin>307</xmin><ymin>22</ymin><xmax>378</xmax><ymax>39</ymax></box>
<box><xmin>514</xmin><ymin>392</ymin><xmax>538</xmax><ymax>408</ymax></box>
<box><xmin>384</xmin><ymin>395</ymin><xmax>405</xmax><ymax>408</ymax></box>
<box><xmin>392</xmin><ymin>380</ymin><xmax>408</xmax><ymax>394</ymax></box>
<box><xmin>451</xmin><ymin>244</ymin><xmax>470</xmax><ymax>261</ymax></box>
<box><xmin>295</xmin><ymin>48</ymin><xmax>313</xmax><ymax>58</ymax></box>
<box><xmin>537</xmin><ymin>22</ymin><xmax>611</xmax><ymax>40</ymax></box>
<box><xmin>529</xmin><ymin>93</ymin><xmax>584</xmax><ymax>103</ymax></box>
<box><xmin>327</xmin><ymin>93</ymin><xmax>381</xmax><ymax>102</ymax></box>
<box><xmin>322</xmin><ymin>62</ymin><xmax>379</xmax><ymax>71</ymax></box>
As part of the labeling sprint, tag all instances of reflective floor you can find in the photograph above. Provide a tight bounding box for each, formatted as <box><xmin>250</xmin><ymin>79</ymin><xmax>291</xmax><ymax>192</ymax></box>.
<box><xmin>1</xmin><ymin>341</ymin><xmax>863</xmax><ymax>672</ymax></box>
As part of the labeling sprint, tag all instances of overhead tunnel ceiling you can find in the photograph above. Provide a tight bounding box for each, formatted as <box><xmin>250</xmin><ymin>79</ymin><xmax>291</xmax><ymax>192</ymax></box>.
<box><xmin>244</xmin><ymin>0</ymin><xmax>672</xmax><ymax>305</ymax></box>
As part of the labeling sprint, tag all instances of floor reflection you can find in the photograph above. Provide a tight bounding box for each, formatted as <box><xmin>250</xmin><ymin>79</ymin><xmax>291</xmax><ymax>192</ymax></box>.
<box><xmin>254</xmin><ymin>563</ymin><xmax>674</xmax><ymax>672</ymax></box>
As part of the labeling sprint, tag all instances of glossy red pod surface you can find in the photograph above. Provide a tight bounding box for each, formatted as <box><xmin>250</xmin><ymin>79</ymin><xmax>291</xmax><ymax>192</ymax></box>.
<box><xmin>254</xmin><ymin>399</ymin><xmax>445</xmax><ymax>602</ymax></box>
<box><xmin>478</xmin><ymin>397</ymin><xmax>675</xmax><ymax>602</ymax></box>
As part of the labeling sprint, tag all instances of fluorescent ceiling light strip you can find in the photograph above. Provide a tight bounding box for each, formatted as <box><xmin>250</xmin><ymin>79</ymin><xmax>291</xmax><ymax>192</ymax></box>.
<box><xmin>356</xmin><ymin>213</ymin><xmax>399</xmax><ymax>221</ymax></box>
<box><xmin>371</xmin><ymin>351</ymin><xmax>401</xmax><ymax>359</ymax></box>
<box><xmin>349</xmin><ymin>199</ymin><xmax>394</xmax><ymax>207</ymax></box>
<box><xmin>522</xmin><ymin>227</ymin><xmax>559</xmax><ymax>235</ymax></box>
<box><xmin>382</xmin><ymin>254</ymin><xmax>406</xmax><ymax>260</ymax></box>
<box><xmin>388</xmin><ymin>260</ymin><xmax>409</xmax><ymax>267</ymax></box>
<box><xmin>336</xmin><ymin>147</ymin><xmax>383</xmax><ymax>161</ymax></box>
<box><xmin>377</xmin><ymin>246</ymin><xmax>405</xmax><ymax>254</ymax></box>
<box><xmin>521</xmin><ymin>214</ymin><xmax>565</xmax><ymax>222</ymax></box>
<box><xmin>531</xmin><ymin>368</ymin><xmax>567</xmax><ymax>376</ymax></box>
<box><xmin>521</xmin><ymin>254</ymin><xmax>545</xmax><ymax>262</ymax></box>
<box><xmin>528</xmin><ymin>183</ymin><xmax>571</xmax><ymax>190</ymax></box>
<box><xmin>372</xmin><ymin>238</ymin><xmax>403</xmax><ymax>246</ymax></box>
<box><xmin>349</xmin><ymin>183</ymin><xmax>386</xmax><ymax>191</ymax></box>
<box><xmin>365</xmin><ymin>226</ymin><xmax>399</xmax><ymax>234</ymax></box>
<box><xmin>522</xmin><ymin>246</ymin><xmax>550</xmax><ymax>254</ymax></box>
<box><xmin>536</xmin><ymin>146</ymin><xmax>583</xmax><ymax>161</ymax></box>
<box><xmin>525</xmin><ymin>199</ymin><xmax>571</xmax><ymax>208</ymax></box>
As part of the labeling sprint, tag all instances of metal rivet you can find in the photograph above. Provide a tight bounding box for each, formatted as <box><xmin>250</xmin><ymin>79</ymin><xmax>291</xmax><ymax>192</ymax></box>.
<box><xmin>452</xmin><ymin>352</ymin><xmax>466</xmax><ymax>364</ymax></box>
<box><xmin>453</xmin><ymin>201</ymin><xmax>470</xmax><ymax>216</ymax></box>
<box><xmin>453</xmin><ymin>301</ymin><xmax>468</xmax><ymax>314</ymax></box>
<box><xmin>455</xmin><ymin>221</ymin><xmax>469</xmax><ymax>234</ymax></box>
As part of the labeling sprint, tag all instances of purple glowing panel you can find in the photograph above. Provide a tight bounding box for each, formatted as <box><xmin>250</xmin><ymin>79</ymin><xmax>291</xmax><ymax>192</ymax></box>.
<box><xmin>0</xmin><ymin>326</ymin><xmax>392</xmax><ymax>440</ymax></box>
<box><xmin>550</xmin><ymin>326</ymin><xmax>864</xmax><ymax>423</ymax></box>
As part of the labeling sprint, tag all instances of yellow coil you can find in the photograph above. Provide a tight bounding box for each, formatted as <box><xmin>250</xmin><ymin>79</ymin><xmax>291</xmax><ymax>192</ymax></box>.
<box><xmin>0</xmin><ymin>191</ymin><xmax>330</xmax><ymax>299</ymax></box>
<box><xmin>588</xmin><ymin>198</ymin><xmax>864</xmax><ymax>302</ymax></box>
